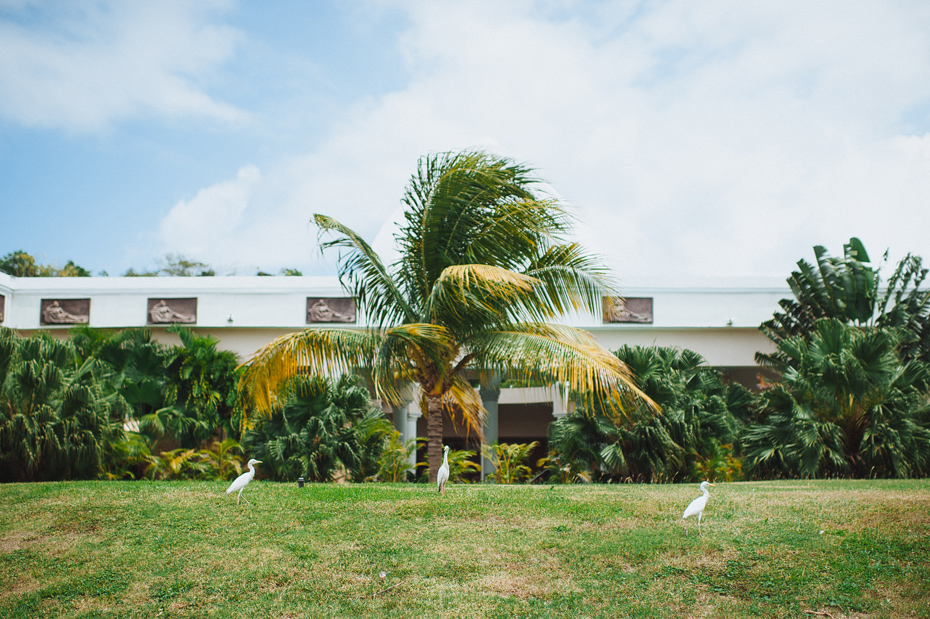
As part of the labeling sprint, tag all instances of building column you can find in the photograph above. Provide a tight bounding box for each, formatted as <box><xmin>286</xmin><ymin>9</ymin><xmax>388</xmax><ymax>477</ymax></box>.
<box><xmin>551</xmin><ymin>382</ymin><xmax>574</xmax><ymax>419</ymax></box>
<box><xmin>479</xmin><ymin>374</ymin><xmax>502</xmax><ymax>482</ymax></box>
<box><xmin>391</xmin><ymin>384</ymin><xmax>421</xmax><ymax>470</ymax></box>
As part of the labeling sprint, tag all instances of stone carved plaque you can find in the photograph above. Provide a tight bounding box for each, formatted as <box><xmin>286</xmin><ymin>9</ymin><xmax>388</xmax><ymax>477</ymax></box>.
<box><xmin>41</xmin><ymin>298</ymin><xmax>90</xmax><ymax>325</ymax></box>
<box><xmin>0</xmin><ymin>294</ymin><xmax>4</xmax><ymax>322</ymax></box>
<box><xmin>148</xmin><ymin>298</ymin><xmax>197</xmax><ymax>324</ymax></box>
<box><xmin>306</xmin><ymin>297</ymin><xmax>356</xmax><ymax>323</ymax></box>
<box><xmin>602</xmin><ymin>296</ymin><xmax>653</xmax><ymax>324</ymax></box>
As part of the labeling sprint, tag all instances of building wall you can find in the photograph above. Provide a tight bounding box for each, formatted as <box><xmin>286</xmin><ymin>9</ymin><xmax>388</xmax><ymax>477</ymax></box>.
<box><xmin>0</xmin><ymin>272</ymin><xmax>786</xmax><ymax>368</ymax></box>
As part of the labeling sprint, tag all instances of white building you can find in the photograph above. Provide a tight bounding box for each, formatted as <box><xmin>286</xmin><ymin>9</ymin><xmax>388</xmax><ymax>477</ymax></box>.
<box><xmin>0</xmin><ymin>271</ymin><xmax>787</xmax><ymax>475</ymax></box>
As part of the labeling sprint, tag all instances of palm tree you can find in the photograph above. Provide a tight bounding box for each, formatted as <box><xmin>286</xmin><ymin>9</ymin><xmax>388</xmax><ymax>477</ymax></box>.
<box><xmin>241</xmin><ymin>374</ymin><xmax>385</xmax><ymax>482</ymax></box>
<box><xmin>744</xmin><ymin>318</ymin><xmax>930</xmax><ymax>478</ymax></box>
<box><xmin>758</xmin><ymin>238</ymin><xmax>930</xmax><ymax>368</ymax></box>
<box><xmin>240</xmin><ymin>150</ymin><xmax>648</xmax><ymax>480</ymax></box>
<box><xmin>0</xmin><ymin>328</ymin><xmax>128</xmax><ymax>481</ymax></box>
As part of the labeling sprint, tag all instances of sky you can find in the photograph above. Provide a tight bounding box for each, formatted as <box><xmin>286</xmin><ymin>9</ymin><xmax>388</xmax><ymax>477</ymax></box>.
<box><xmin>2</xmin><ymin>0</ymin><xmax>930</xmax><ymax>284</ymax></box>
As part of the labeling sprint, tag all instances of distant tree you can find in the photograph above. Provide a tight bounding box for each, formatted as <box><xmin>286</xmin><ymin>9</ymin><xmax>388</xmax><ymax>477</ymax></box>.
<box><xmin>0</xmin><ymin>250</ymin><xmax>91</xmax><ymax>277</ymax></box>
<box><xmin>158</xmin><ymin>254</ymin><xmax>216</xmax><ymax>277</ymax></box>
<box><xmin>124</xmin><ymin>254</ymin><xmax>216</xmax><ymax>277</ymax></box>
<box><xmin>281</xmin><ymin>268</ymin><xmax>303</xmax><ymax>276</ymax></box>
<box><xmin>123</xmin><ymin>268</ymin><xmax>159</xmax><ymax>277</ymax></box>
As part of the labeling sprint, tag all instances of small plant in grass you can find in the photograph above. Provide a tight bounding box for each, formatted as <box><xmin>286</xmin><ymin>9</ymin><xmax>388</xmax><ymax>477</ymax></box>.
<box><xmin>378</xmin><ymin>431</ymin><xmax>420</xmax><ymax>482</ymax></box>
<box><xmin>447</xmin><ymin>447</ymin><xmax>481</xmax><ymax>482</ymax></box>
<box><xmin>536</xmin><ymin>452</ymin><xmax>592</xmax><ymax>483</ymax></box>
<box><xmin>689</xmin><ymin>439</ymin><xmax>742</xmax><ymax>482</ymax></box>
<box><xmin>482</xmin><ymin>441</ymin><xmax>539</xmax><ymax>483</ymax></box>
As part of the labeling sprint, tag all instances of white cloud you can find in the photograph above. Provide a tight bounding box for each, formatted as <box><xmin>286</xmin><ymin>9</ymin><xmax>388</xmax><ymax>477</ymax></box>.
<box><xmin>159</xmin><ymin>164</ymin><xmax>261</xmax><ymax>265</ymax></box>
<box><xmin>0</xmin><ymin>0</ymin><xmax>246</xmax><ymax>131</ymax></box>
<box><xmin>155</xmin><ymin>0</ymin><xmax>930</xmax><ymax>280</ymax></box>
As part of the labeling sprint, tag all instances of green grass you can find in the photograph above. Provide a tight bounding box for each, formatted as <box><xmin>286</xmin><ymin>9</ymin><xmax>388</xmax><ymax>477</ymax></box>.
<box><xmin>1</xmin><ymin>480</ymin><xmax>928</xmax><ymax>618</ymax></box>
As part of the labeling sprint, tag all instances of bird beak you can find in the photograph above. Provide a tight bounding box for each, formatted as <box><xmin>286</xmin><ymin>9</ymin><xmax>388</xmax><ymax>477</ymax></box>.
<box><xmin>255</xmin><ymin>461</ymin><xmax>262</xmax><ymax>464</ymax></box>
<box><xmin>708</xmin><ymin>483</ymin><xmax>716</xmax><ymax>486</ymax></box>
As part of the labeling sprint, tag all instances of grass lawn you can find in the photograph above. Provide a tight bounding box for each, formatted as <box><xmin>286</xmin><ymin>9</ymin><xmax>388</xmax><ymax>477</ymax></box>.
<box><xmin>1</xmin><ymin>479</ymin><xmax>928</xmax><ymax>618</ymax></box>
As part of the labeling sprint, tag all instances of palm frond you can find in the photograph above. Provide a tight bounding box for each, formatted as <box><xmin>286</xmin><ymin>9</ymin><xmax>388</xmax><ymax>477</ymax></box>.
<box><xmin>469</xmin><ymin>322</ymin><xmax>655</xmax><ymax>422</ymax></box>
<box><xmin>238</xmin><ymin>328</ymin><xmax>382</xmax><ymax>425</ymax></box>
<box><xmin>314</xmin><ymin>214</ymin><xmax>414</xmax><ymax>328</ymax></box>
<box><xmin>524</xmin><ymin>243</ymin><xmax>617</xmax><ymax>317</ymax></box>
<box><xmin>443</xmin><ymin>374</ymin><xmax>486</xmax><ymax>438</ymax></box>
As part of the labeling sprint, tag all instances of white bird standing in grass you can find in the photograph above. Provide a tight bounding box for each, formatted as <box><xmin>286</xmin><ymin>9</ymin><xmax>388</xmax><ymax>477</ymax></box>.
<box><xmin>682</xmin><ymin>481</ymin><xmax>715</xmax><ymax>534</ymax></box>
<box><xmin>436</xmin><ymin>445</ymin><xmax>450</xmax><ymax>495</ymax></box>
<box><xmin>226</xmin><ymin>458</ymin><xmax>262</xmax><ymax>505</ymax></box>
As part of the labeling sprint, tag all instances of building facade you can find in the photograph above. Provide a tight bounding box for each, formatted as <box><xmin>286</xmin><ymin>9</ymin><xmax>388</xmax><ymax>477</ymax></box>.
<box><xmin>0</xmin><ymin>272</ymin><xmax>788</xmax><ymax>476</ymax></box>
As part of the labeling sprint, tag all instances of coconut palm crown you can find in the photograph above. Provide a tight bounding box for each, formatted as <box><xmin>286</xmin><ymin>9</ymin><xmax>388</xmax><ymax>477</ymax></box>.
<box><xmin>239</xmin><ymin>150</ymin><xmax>650</xmax><ymax>480</ymax></box>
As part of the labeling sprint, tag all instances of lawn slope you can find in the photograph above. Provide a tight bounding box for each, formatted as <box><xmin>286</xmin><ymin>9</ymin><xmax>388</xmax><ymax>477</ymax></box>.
<box><xmin>1</xmin><ymin>480</ymin><xmax>928</xmax><ymax>618</ymax></box>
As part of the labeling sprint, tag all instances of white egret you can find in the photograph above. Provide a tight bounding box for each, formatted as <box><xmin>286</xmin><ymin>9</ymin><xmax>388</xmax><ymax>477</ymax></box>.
<box><xmin>226</xmin><ymin>458</ymin><xmax>262</xmax><ymax>505</ymax></box>
<box><xmin>682</xmin><ymin>481</ymin><xmax>715</xmax><ymax>534</ymax></box>
<box><xmin>436</xmin><ymin>445</ymin><xmax>450</xmax><ymax>495</ymax></box>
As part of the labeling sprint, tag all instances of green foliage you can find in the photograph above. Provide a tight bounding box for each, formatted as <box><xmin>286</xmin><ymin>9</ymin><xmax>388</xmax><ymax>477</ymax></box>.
<box><xmin>446</xmin><ymin>448</ymin><xmax>481</xmax><ymax>482</ymax></box>
<box><xmin>241</xmin><ymin>150</ymin><xmax>641</xmax><ymax>484</ymax></box>
<box><xmin>482</xmin><ymin>441</ymin><xmax>539</xmax><ymax>483</ymax></box>
<box><xmin>123</xmin><ymin>254</ymin><xmax>216</xmax><ymax>277</ymax></box>
<box><xmin>242</xmin><ymin>374</ymin><xmax>389</xmax><ymax>482</ymax></box>
<box><xmin>377</xmin><ymin>431</ymin><xmax>420</xmax><ymax>482</ymax></box>
<box><xmin>548</xmin><ymin>346</ymin><xmax>750</xmax><ymax>483</ymax></box>
<box><xmin>744</xmin><ymin>318</ymin><xmax>930</xmax><ymax>478</ymax></box>
<box><xmin>0</xmin><ymin>328</ymin><xmax>128</xmax><ymax>481</ymax></box>
<box><xmin>0</xmin><ymin>250</ymin><xmax>91</xmax><ymax>277</ymax></box>
<box><xmin>143</xmin><ymin>439</ymin><xmax>244</xmax><ymax>480</ymax></box>
<box><xmin>71</xmin><ymin>327</ymin><xmax>173</xmax><ymax>422</ymax></box>
<box><xmin>140</xmin><ymin>326</ymin><xmax>241</xmax><ymax>448</ymax></box>
<box><xmin>759</xmin><ymin>238</ymin><xmax>930</xmax><ymax>368</ymax></box>
<box><xmin>100</xmin><ymin>431</ymin><xmax>152</xmax><ymax>480</ymax></box>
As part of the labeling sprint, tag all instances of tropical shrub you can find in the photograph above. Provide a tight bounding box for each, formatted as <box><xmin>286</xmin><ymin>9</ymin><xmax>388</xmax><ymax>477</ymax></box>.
<box><xmin>143</xmin><ymin>326</ymin><xmax>241</xmax><ymax>448</ymax></box>
<box><xmin>547</xmin><ymin>346</ymin><xmax>751</xmax><ymax>482</ymax></box>
<box><xmin>439</xmin><ymin>447</ymin><xmax>481</xmax><ymax>483</ymax></box>
<box><xmin>744</xmin><ymin>318</ymin><xmax>930</xmax><ymax>478</ymax></box>
<box><xmin>143</xmin><ymin>439</ymin><xmax>245</xmax><ymax>481</ymax></box>
<box><xmin>0</xmin><ymin>328</ymin><xmax>129</xmax><ymax>481</ymax></box>
<box><xmin>378</xmin><ymin>431</ymin><xmax>419</xmax><ymax>482</ymax></box>
<box><xmin>241</xmin><ymin>374</ymin><xmax>388</xmax><ymax>482</ymax></box>
<box><xmin>482</xmin><ymin>441</ymin><xmax>539</xmax><ymax>484</ymax></box>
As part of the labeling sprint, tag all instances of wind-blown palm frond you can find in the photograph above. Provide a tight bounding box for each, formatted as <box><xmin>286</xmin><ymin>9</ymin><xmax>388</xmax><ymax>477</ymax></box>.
<box><xmin>525</xmin><ymin>243</ymin><xmax>617</xmax><ymax>317</ymax></box>
<box><xmin>239</xmin><ymin>329</ymin><xmax>383</xmax><ymax>421</ymax></box>
<box><xmin>426</xmin><ymin>264</ymin><xmax>542</xmax><ymax>328</ymax></box>
<box><xmin>443</xmin><ymin>373</ymin><xmax>486</xmax><ymax>437</ymax></box>
<box><xmin>314</xmin><ymin>214</ymin><xmax>414</xmax><ymax>328</ymax></box>
<box><xmin>469</xmin><ymin>322</ymin><xmax>652</xmax><ymax>422</ymax></box>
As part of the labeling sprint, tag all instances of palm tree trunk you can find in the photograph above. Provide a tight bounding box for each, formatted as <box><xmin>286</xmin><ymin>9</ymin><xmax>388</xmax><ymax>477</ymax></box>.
<box><xmin>426</xmin><ymin>393</ymin><xmax>444</xmax><ymax>482</ymax></box>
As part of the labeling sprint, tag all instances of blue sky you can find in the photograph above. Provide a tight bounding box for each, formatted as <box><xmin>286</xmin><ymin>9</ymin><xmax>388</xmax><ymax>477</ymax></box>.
<box><xmin>3</xmin><ymin>0</ymin><xmax>930</xmax><ymax>282</ymax></box>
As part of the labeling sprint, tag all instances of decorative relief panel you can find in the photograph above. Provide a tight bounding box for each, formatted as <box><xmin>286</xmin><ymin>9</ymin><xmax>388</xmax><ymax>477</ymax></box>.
<box><xmin>148</xmin><ymin>298</ymin><xmax>197</xmax><ymax>324</ymax></box>
<box><xmin>602</xmin><ymin>296</ymin><xmax>653</xmax><ymax>324</ymax></box>
<box><xmin>41</xmin><ymin>298</ymin><xmax>90</xmax><ymax>325</ymax></box>
<box><xmin>306</xmin><ymin>297</ymin><xmax>356</xmax><ymax>324</ymax></box>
